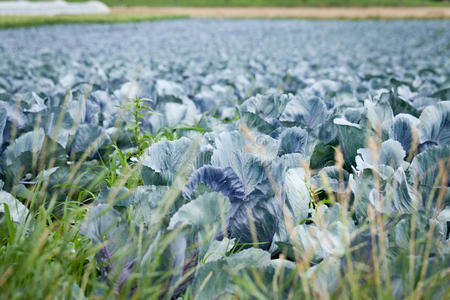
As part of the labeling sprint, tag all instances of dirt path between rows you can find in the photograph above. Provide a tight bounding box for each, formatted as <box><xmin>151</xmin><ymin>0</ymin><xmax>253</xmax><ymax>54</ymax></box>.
<box><xmin>111</xmin><ymin>6</ymin><xmax>450</xmax><ymax>19</ymax></box>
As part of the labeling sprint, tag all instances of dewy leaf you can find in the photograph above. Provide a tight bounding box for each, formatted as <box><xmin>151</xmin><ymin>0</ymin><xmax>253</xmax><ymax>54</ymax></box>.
<box><xmin>378</xmin><ymin>139</ymin><xmax>406</xmax><ymax>169</ymax></box>
<box><xmin>369</xmin><ymin>168</ymin><xmax>421</xmax><ymax>215</ymax></box>
<box><xmin>42</xmin><ymin>162</ymin><xmax>102</xmax><ymax>204</ymax></box>
<box><xmin>211</xmin><ymin>131</ymin><xmax>265</xmax><ymax>196</ymax></box>
<box><xmin>394</xmin><ymin>218</ymin><xmax>413</xmax><ymax>250</ymax></box>
<box><xmin>169</xmin><ymin>192</ymin><xmax>230</xmax><ymax>259</ymax></box>
<box><xmin>389</xmin><ymin>113</ymin><xmax>420</xmax><ymax>155</ymax></box>
<box><xmin>95</xmin><ymin>186</ymin><xmax>132</xmax><ymax>207</ymax></box>
<box><xmin>128</xmin><ymin>186</ymin><xmax>169</xmax><ymax>225</ymax></box>
<box><xmin>96</xmin><ymin>185</ymin><xmax>168</xmax><ymax>225</ymax></box>
<box><xmin>284</xmin><ymin>168</ymin><xmax>311</xmax><ymax>225</ymax></box>
<box><xmin>234</xmin><ymin>257</ymin><xmax>298</xmax><ymax>299</ymax></box>
<box><xmin>418</xmin><ymin>101</ymin><xmax>450</xmax><ymax>145</ymax></box>
<box><xmin>350</xmin><ymin>169</ymin><xmax>377</xmax><ymax>222</ymax></box>
<box><xmin>310</xmin><ymin>142</ymin><xmax>335</xmax><ymax>170</ymax></box>
<box><xmin>69</xmin><ymin>124</ymin><xmax>111</xmax><ymax>155</ymax></box>
<box><xmin>202</xmin><ymin>238</ymin><xmax>235</xmax><ymax>263</ymax></box>
<box><xmin>183</xmin><ymin>166</ymin><xmax>245</xmax><ymax>203</ymax></box>
<box><xmin>191</xmin><ymin>248</ymin><xmax>271</xmax><ymax>300</ymax></box>
<box><xmin>391</xmin><ymin>168</ymin><xmax>421</xmax><ymax>212</ymax></box>
<box><xmin>431</xmin><ymin>88</ymin><xmax>450</xmax><ymax>101</ymax></box>
<box><xmin>239</xmin><ymin>111</ymin><xmax>277</xmax><ymax>134</ymax></box>
<box><xmin>0</xmin><ymin>190</ymin><xmax>28</xmax><ymax>223</ymax></box>
<box><xmin>70</xmin><ymin>283</ymin><xmax>87</xmax><ymax>300</ymax></box>
<box><xmin>318</xmin><ymin>115</ymin><xmax>338</xmax><ymax>144</ymax></box>
<box><xmin>365</xmin><ymin>98</ymin><xmax>393</xmax><ymax>134</ymax></box>
<box><xmin>333</xmin><ymin>118</ymin><xmax>368</xmax><ymax>168</ymax></box>
<box><xmin>239</xmin><ymin>93</ymin><xmax>290</xmax><ymax>134</ymax></box>
<box><xmin>164</xmin><ymin>100</ymin><xmax>197</xmax><ymax>128</ymax></box>
<box><xmin>280</xmin><ymin>96</ymin><xmax>327</xmax><ymax>128</ymax></box>
<box><xmin>392</xmin><ymin>213</ymin><xmax>440</xmax><ymax>255</ymax></box>
<box><xmin>21</xmin><ymin>92</ymin><xmax>46</xmax><ymax>113</ymax></box>
<box><xmin>386</xmin><ymin>90</ymin><xmax>420</xmax><ymax>117</ymax></box>
<box><xmin>343</xmin><ymin>107</ymin><xmax>366</xmax><ymax>125</ymax></box>
<box><xmin>80</xmin><ymin>204</ymin><xmax>133</xmax><ymax>281</ymax></box>
<box><xmin>39</xmin><ymin>107</ymin><xmax>74</xmax><ymax>148</ymax></box>
<box><xmin>305</xmin><ymin>257</ymin><xmax>341</xmax><ymax>296</ymax></box>
<box><xmin>169</xmin><ymin>192</ymin><xmax>230</xmax><ymax>233</ymax></box>
<box><xmin>226</xmin><ymin>247</ymin><xmax>271</xmax><ymax>269</ymax></box>
<box><xmin>0</xmin><ymin>108</ymin><xmax>7</xmax><ymax>149</ymax></box>
<box><xmin>0</xmin><ymin>100</ymin><xmax>27</xmax><ymax>130</ymax></box>
<box><xmin>356</xmin><ymin>139</ymin><xmax>405</xmax><ymax>170</ymax></box>
<box><xmin>240</xmin><ymin>92</ymin><xmax>290</xmax><ymax>123</ymax></box>
<box><xmin>311</xmin><ymin>166</ymin><xmax>349</xmax><ymax>193</ymax></box>
<box><xmin>80</xmin><ymin>204</ymin><xmax>122</xmax><ymax>245</ymax></box>
<box><xmin>278</xmin><ymin>127</ymin><xmax>308</xmax><ymax>155</ymax></box>
<box><xmin>250</xmin><ymin>133</ymin><xmax>280</xmax><ymax>163</ymax></box>
<box><xmin>290</xmin><ymin>204</ymin><xmax>353</xmax><ymax>262</ymax></box>
<box><xmin>155</xmin><ymin>79</ymin><xmax>184</xmax><ymax>102</ymax></box>
<box><xmin>436</xmin><ymin>208</ymin><xmax>450</xmax><ymax>242</ymax></box>
<box><xmin>1</xmin><ymin>129</ymin><xmax>46</xmax><ymax>187</ymax></box>
<box><xmin>227</xmin><ymin>194</ymin><xmax>280</xmax><ymax>250</ymax></box>
<box><xmin>2</xmin><ymin>128</ymin><xmax>45</xmax><ymax>167</ymax></box>
<box><xmin>191</xmin><ymin>259</ymin><xmax>230</xmax><ymax>300</ymax></box>
<box><xmin>169</xmin><ymin>234</ymin><xmax>187</xmax><ymax>294</ymax></box>
<box><xmin>410</xmin><ymin>145</ymin><xmax>450</xmax><ymax>207</ymax></box>
<box><xmin>142</xmin><ymin>137</ymin><xmax>193</xmax><ymax>184</ymax></box>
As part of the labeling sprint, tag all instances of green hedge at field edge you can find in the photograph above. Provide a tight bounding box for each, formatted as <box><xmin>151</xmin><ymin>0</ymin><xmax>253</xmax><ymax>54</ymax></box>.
<box><xmin>80</xmin><ymin>0</ymin><xmax>449</xmax><ymax>7</ymax></box>
<box><xmin>0</xmin><ymin>14</ymin><xmax>186</xmax><ymax>29</ymax></box>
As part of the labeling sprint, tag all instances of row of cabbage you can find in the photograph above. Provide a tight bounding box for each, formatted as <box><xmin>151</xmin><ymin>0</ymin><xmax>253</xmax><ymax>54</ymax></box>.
<box><xmin>0</xmin><ymin>20</ymin><xmax>448</xmax><ymax>298</ymax></box>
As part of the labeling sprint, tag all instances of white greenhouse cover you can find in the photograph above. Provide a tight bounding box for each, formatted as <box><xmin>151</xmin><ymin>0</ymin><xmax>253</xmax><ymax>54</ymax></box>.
<box><xmin>0</xmin><ymin>0</ymin><xmax>110</xmax><ymax>16</ymax></box>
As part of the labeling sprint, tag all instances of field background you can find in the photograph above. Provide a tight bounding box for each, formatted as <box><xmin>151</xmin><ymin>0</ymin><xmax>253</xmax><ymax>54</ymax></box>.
<box><xmin>66</xmin><ymin>0</ymin><xmax>450</xmax><ymax>7</ymax></box>
<box><xmin>1</xmin><ymin>0</ymin><xmax>450</xmax><ymax>29</ymax></box>
<box><xmin>0</xmin><ymin>0</ymin><xmax>449</xmax><ymax>6</ymax></box>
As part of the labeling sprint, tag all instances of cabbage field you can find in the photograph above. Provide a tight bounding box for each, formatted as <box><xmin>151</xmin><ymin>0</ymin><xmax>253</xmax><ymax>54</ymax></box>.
<box><xmin>0</xmin><ymin>20</ymin><xmax>449</xmax><ymax>299</ymax></box>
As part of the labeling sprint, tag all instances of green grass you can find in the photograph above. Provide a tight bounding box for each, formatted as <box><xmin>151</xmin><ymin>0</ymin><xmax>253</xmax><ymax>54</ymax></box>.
<box><xmin>0</xmin><ymin>14</ymin><xmax>186</xmax><ymax>29</ymax></box>
<box><xmin>66</xmin><ymin>0</ymin><xmax>450</xmax><ymax>7</ymax></box>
